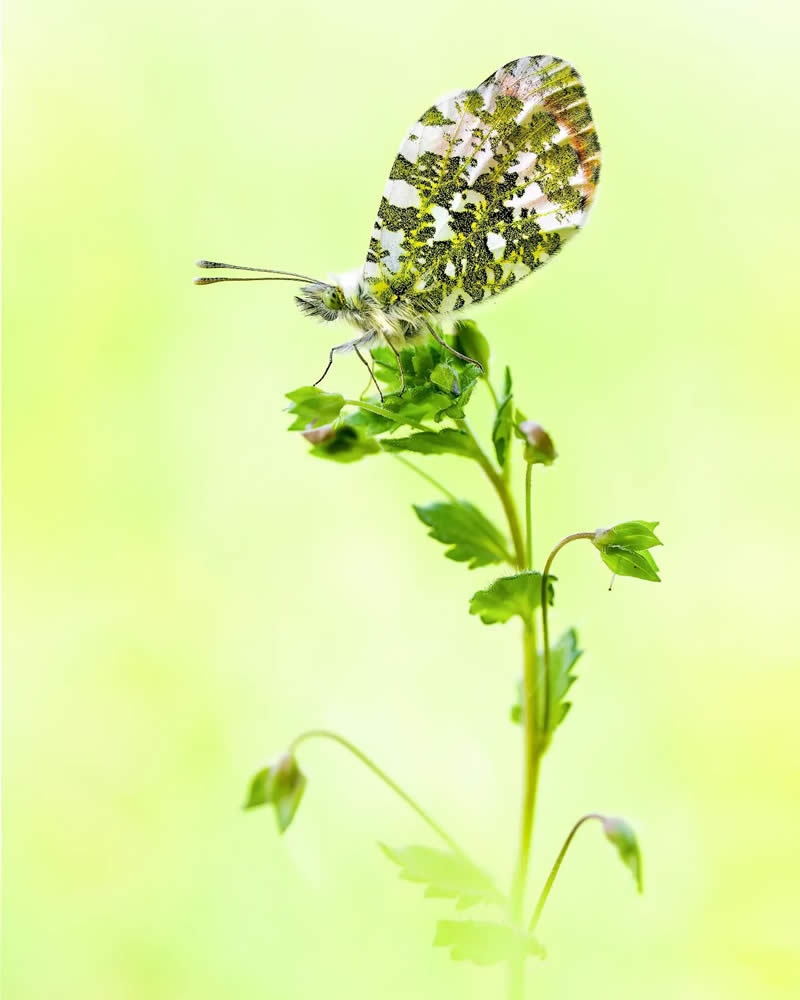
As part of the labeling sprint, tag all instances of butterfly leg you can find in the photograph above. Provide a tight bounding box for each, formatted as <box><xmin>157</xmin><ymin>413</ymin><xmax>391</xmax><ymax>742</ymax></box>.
<box><xmin>353</xmin><ymin>344</ymin><xmax>384</xmax><ymax>402</ymax></box>
<box><xmin>313</xmin><ymin>338</ymin><xmax>360</xmax><ymax>389</ymax></box>
<box><xmin>426</xmin><ymin>322</ymin><xmax>485</xmax><ymax>375</ymax></box>
<box><xmin>383</xmin><ymin>337</ymin><xmax>407</xmax><ymax>395</ymax></box>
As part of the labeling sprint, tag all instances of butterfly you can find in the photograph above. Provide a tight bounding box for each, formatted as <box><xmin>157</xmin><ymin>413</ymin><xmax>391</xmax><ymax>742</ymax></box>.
<box><xmin>195</xmin><ymin>55</ymin><xmax>600</xmax><ymax>399</ymax></box>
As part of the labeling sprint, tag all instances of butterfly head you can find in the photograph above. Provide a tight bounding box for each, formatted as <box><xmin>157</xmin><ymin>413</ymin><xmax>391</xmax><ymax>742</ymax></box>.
<box><xmin>294</xmin><ymin>282</ymin><xmax>348</xmax><ymax>322</ymax></box>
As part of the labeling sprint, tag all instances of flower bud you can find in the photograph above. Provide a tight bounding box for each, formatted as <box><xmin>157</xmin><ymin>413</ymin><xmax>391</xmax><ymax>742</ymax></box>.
<box><xmin>302</xmin><ymin>422</ymin><xmax>336</xmax><ymax>444</ymax></box>
<box><xmin>244</xmin><ymin>751</ymin><xmax>307</xmax><ymax>833</ymax></box>
<box><xmin>518</xmin><ymin>420</ymin><xmax>556</xmax><ymax>465</ymax></box>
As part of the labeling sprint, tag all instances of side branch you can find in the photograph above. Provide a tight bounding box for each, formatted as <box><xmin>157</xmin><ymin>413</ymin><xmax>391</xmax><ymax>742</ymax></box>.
<box><xmin>529</xmin><ymin>813</ymin><xmax>605</xmax><ymax>931</ymax></box>
<box><xmin>540</xmin><ymin>532</ymin><xmax>595</xmax><ymax>733</ymax></box>
<box><xmin>289</xmin><ymin>728</ymin><xmax>468</xmax><ymax>858</ymax></box>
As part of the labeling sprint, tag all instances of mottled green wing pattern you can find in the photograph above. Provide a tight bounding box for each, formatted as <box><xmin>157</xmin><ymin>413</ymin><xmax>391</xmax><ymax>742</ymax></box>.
<box><xmin>364</xmin><ymin>55</ymin><xmax>601</xmax><ymax>314</ymax></box>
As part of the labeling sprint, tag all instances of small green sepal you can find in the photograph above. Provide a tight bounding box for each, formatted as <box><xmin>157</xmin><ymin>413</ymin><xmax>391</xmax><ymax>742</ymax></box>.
<box><xmin>593</xmin><ymin>521</ymin><xmax>662</xmax><ymax>550</ymax></box>
<box><xmin>599</xmin><ymin>546</ymin><xmax>660</xmax><ymax>582</ymax></box>
<box><xmin>245</xmin><ymin>752</ymin><xmax>307</xmax><ymax>833</ymax></box>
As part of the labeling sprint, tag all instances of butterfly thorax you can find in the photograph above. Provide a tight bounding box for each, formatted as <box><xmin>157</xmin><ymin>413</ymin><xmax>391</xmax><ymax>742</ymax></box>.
<box><xmin>295</xmin><ymin>271</ymin><xmax>428</xmax><ymax>346</ymax></box>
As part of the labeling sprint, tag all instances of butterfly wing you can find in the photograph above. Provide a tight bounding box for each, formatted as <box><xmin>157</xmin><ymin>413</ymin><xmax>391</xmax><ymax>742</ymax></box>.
<box><xmin>364</xmin><ymin>55</ymin><xmax>601</xmax><ymax>314</ymax></box>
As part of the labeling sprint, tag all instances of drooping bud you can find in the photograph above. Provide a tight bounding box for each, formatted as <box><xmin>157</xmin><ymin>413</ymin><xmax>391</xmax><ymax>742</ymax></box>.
<box><xmin>601</xmin><ymin>816</ymin><xmax>643</xmax><ymax>893</ymax></box>
<box><xmin>301</xmin><ymin>422</ymin><xmax>336</xmax><ymax>444</ymax></box>
<box><xmin>518</xmin><ymin>420</ymin><xmax>556</xmax><ymax>465</ymax></box>
<box><xmin>591</xmin><ymin>520</ymin><xmax>662</xmax><ymax>582</ymax></box>
<box><xmin>244</xmin><ymin>751</ymin><xmax>307</xmax><ymax>833</ymax></box>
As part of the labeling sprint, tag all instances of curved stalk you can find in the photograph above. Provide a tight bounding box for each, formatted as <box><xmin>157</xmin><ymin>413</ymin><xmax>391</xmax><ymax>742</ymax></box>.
<box><xmin>529</xmin><ymin>814</ymin><xmax>604</xmax><ymax>931</ymax></box>
<box><xmin>540</xmin><ymin>532</ymin><xmax>594</xmax><ymax>734</ymax></box>
<box><xmin>391</xmin><ymin>454</ymin><xmax>459</xmax><ymax>503</ymax></box>
<box><xmin>289</xmin><ymin>728</ymin><xmax>468</xmax><ymax>858</ymax></box>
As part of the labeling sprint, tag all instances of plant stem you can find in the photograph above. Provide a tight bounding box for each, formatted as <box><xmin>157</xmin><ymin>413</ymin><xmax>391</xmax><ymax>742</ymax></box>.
<box><xmin>529</xmin><ymin>814</ymin><xmax>604</xmax><ymax>932</ymax></box>
<box><xmin>508</xmin><ymin>621</ymin><xmax>541</xmax><ymax>999</ymax></box>
<box><xmin>457</xmin><ymin>418</ymin><xmax>526</xmax><ymax>570</ymax></box>
<box><xmin>343</xmin><ymin>399</ymin><xmax>431</xmax><ymax>433</ymax></box>
<box><xmin>540</xmin><ymin>533</ymin><xmax>594</xmax><ymax>734</ymax></box>
<box><xmin>391</xmin><ymin>454</ymin><xmax>459</xmax><ymax>502</ymax></box>
<box><xmin>289</xmin><ymin>728</ymin><xmax>468</xmax><ymax>858</ymax></box>
<box><xmin>524</xmin><ymin>463</ymin><xmax>533</xmax><ymax>572</ymax></box>
<box><xmin>463</xmin><ymin>437</ymin><xmax>539</xmax><ymax>999</ymax></box>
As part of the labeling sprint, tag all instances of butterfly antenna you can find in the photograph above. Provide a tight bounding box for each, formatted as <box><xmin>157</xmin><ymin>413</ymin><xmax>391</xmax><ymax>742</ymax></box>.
<box><xmin>193</xmin><ymin>259</ymin><xmax>329</xmax><ymax>286</ymax></box>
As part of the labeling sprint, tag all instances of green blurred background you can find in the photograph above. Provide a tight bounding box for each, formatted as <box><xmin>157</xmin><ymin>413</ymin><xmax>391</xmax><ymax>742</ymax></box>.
<box><xmin>4</xmin><ymin>0</ymin><xmax>799</xmax><ymax>995</ymax></box>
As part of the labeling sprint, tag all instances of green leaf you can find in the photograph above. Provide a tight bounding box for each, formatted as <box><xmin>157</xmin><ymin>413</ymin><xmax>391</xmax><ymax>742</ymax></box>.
<box><xmin>244</xmin><ymin>753</ymin><xmax>307</xmax><ymax>833</ymax></box>
<box><xmin>469</xmin><ymin>572</ymin><xmax>554</xmax><ymax>625</ymax></box>
<box><xmin>544</xmin><ymin>627</ymin><xmax>583</xmax><ymax>737</ymax></box>
<box><xmin>413</xmin><ymin>500</ymin><xmax>513</xmax><ymax>568</ymax></box>
<box><xmin>285</xmin><ymin>386</ymin><xmax>345</xmax><ymax>431</ymax></box>
<box><xmin>308</xmin><ymin>424</ymin><xmax>380</xmax><ymax>463</ymax></box>
<box><xmin>410</xmin><ymin>341</ymin><xmax>438</xmax><ymax>380</ymax></box>
<box><xmin>510</xmin><ymin>628</ymin><xmax>583</xmax><ymax>736</ymax></box>
<box><xmin>367</xmin><ymin>339</ymin><xmax>480</xmax><ymax>423</ymax></box>
<box><xmin>594</xmin><ymin>520</ymin><xmax>662</xmax><ymax>550</ymax></box>
<box><xmin>437</xmin><ymin>366</ymin><xmax>479</xmax><ymax>421</ymax></box>
<box><xmin>597</xmin><ymin>545</ymin><xmax>661</xmax><ymax>582</ymax></box>
<box><xmin>380</xmin><ymin>429</ymin><xmax>477</xmax><ymax>459</ymax></box>
<box><xmin>434</xmin><ymin>920</ymin><xmax>544</xmax><ymax>965</ymax></box>
<box><xmin>429</xmin><ymin>362</ymin><xmax>460</xmax><ymax>394</ymax></box>
<box><xmin>602</xmin><ymin>817</ymin><xmax>644</xmax><ymax>893</ymax></box>
<box><xmin>451</xmin><ymin>319</ymin><xmax>491</xmax><ymax>376</ymax></box>
<box><xmin>491</xmin><ymin>367</ymin><xmax>513</xmax><ymax>468</ymax></box>
<box><xmin>379</xmin><ymin>844</ymin><xmax>505</xmax><ymax>909</ymax></box>
<box><xmin>342</xmin><ymin>406</ymin><xmax>396</xmax><ymax>437</ymax></box>
<box><xmin>379</xmin><ymin>384</ymin><xmax>455</xmax><ymax>427</ymax></box>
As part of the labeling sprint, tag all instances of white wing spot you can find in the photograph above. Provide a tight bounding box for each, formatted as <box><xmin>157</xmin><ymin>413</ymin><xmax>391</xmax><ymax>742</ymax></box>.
<box><xmin>486</xmin><ymin>231</ymin><xmax>505</xmax><ymax>258</ymax></box>
<box><xmin>387</xmin><ymin>179</ymin><xmax>421</xmax><ymax>208</ymax></box>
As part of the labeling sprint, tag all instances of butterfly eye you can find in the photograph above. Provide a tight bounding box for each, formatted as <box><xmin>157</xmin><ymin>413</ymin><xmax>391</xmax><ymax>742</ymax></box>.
<box><xmin>322</xmin><ymin>288</ymin><xmax>344</xmax><ymax>311</ymax></box>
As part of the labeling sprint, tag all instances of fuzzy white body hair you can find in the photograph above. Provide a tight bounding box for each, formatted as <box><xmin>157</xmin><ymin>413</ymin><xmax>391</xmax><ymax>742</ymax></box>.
<box><xmin>295</xmin><ymin>267</ymin><xmax>430</xmax><ymax>352</ymax></box>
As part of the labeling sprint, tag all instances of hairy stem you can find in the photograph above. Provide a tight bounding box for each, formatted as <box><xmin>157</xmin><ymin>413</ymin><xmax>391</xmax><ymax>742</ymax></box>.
<box><xmin>529</xmin><ymin>814</ymin><xmax>605</xmax><ymax>932</ymax></box>
<box><xmin>289</xmin><ymin>728</ymin><xmax>468</xmax><ymax>857</ymax></box>
<box><xmin>524</xmin><ymin>463</ymin><xmax>533</xmax><ymax>572</ymax></box>
<box><xmin>540</xmin><ymin>533</ymin><xmax>594</xmax><ymax>734</ymax></box>
<box><xmin>462</xmin><ymin>435</ymin><xmax>540</xmax><ymax>999</ymax></box>
<box><xmin>508</xmin><ymin>621</ymin><xmax>541</xmax><ymax>999</ymax></box>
